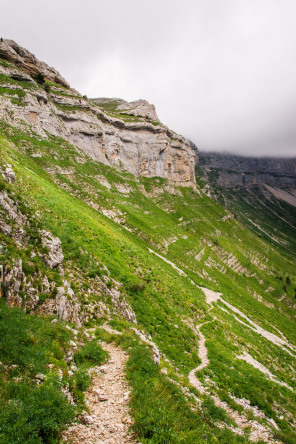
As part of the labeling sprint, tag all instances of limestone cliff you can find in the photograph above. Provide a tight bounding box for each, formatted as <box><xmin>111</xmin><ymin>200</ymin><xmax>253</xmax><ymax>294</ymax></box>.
<box><xmin>0</xmin><ymin>40</ymin><xmax>196</xmax><ymax>187</ymax></box>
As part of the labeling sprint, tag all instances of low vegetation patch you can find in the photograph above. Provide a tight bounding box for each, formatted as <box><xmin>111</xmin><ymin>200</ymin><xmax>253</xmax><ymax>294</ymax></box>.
<box><xmin>74</xmin><ymin>340</ymin><xmax>108</xmax><ymax>368</ymax></box>
<box><xmin>0</xmin><ymin>301</ymin><xmax>76</xmax><ymax>443</ymax></box>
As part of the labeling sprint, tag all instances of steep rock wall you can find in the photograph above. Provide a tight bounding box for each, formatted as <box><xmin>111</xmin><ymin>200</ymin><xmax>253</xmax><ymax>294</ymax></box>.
<box><xmin>0</xmin><ymin>40</ymin><xmax>196</xmax><ymax>187</ymax></box>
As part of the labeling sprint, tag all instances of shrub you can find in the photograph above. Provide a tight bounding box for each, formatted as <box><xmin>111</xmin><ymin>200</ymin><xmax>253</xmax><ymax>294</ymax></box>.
<box><xmin>74</xmin><ymin>369</ymin><xmax>91</xmax><ymax>392</ymax></box>
<box><xmin>0</xmin><ymin>180</ymin><xmax>7</xmax><ymax>191</ymax></box>
<box><xmin>74</xmin><ymin>341</ymin><xmax>108</xmax><ymax>368</ymax></box>
<box><xmin>35</xmin><ymin>72</ymin><xmax>45</xmax><ymax>85</ymax></box>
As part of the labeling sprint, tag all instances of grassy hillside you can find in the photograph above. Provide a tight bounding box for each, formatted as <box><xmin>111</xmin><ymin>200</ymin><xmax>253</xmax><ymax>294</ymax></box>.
<box><xmin>0</xmin><ymin>120</ymin><xmax>295</xmax><ymax>443</ymax></box>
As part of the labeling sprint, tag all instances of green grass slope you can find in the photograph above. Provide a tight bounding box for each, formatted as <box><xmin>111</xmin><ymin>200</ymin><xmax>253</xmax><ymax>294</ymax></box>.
<box><xmin>0</xmin><ymin>122</ymin><xmax>295</xmax><ymax>442</ymax></box>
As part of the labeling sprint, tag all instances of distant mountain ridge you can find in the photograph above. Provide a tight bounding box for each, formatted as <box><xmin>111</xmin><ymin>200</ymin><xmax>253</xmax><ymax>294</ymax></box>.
<box><xmin>197</xmin><ymin>150</ymin><xmax>296</xmax><ymax>256</ymax></box>
<box><xmin>199</xmin><ymin>151</ymin><xmax>296</xmax><ymax>190</ymax></box>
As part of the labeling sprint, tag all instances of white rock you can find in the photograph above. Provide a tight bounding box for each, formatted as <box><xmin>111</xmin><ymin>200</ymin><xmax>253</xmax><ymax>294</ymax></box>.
<box><xmin>35</xmin><ymin>373</ymin><xmax>46</xmax><ymax>381</ymax></box>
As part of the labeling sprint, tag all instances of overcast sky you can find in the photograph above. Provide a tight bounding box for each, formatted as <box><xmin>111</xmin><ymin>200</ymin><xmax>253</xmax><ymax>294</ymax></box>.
<box><xmin>1</xmin><ymin>0</ymin><xmax>296</xmax><ymax>156</ymax></box>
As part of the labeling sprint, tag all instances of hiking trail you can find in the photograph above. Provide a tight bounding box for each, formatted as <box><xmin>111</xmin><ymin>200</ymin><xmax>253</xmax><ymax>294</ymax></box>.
<box><xmin>64</xmin><ymin>342</ymin><xmax>138</xmax><ymax>444</ymax></box>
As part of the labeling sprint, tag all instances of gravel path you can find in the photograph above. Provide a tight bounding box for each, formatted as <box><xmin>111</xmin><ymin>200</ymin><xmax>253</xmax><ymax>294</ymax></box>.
<box><xmin>64</xmin><ymin>342</ymin><xmax>137</xmax><ymax>444</ymax></box>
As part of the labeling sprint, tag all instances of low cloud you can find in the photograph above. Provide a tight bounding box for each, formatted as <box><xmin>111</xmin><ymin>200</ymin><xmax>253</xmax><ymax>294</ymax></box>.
<box><xmin>1</xmin><ymin>0</ymin><xmax>295</xmax><ymax>156</ymax></box>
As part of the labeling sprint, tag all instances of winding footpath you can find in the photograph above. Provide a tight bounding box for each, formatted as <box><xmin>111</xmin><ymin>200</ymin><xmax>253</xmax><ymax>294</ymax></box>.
<box><xmin>186</xmin><ymin>318</ymin><xmax>281</xmax><ymax>443</ymax></box>
<box><xmin>64</xmin><ymin>342</ymin><xmax>137</xmax><ymax>444</ymax></box>
<box><xmin>147</xmin><ymin>248</ymin><xmax>289</xmax><ymax>442</ymax></box>
<box><xmin>185</xmin><ymin>319</ymin><xmax>211</xmax><ymax>395</ymax></box>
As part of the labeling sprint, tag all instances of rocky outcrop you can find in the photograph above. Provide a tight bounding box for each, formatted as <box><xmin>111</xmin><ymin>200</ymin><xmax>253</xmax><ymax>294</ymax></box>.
<box><xmin>0</xmin><ymin>190</ymin><xmax>26</xmax><ymax>227</ymax></box>
<box><xmin>0</xmin><ymin>41</ymin><xmax>196</xmax><ymax>187</ymax></box>
<box><xmin>118</xmin><ymin>99</ymin><xmax>159</xmax><ymax>120</ymax></box>
<box><xmin>0</xmin><ymin>180</ymin><xmax>81</xmax><ymax>321</ymax></box>
<box><xmin>0</xmin><ymin>39</ymin><xmax>69</xmax><ymax>87</ymax></box>
<box><xmin>40</xmin><ymin>230</ymin><xmax>64</xmax><ymax>273</ymax></box>
<box><xmin>96</xmin><ymin>276</ymin><xmax>137</xmax><ymax>323</ymax></box>
<box><xmin>91</xmin><ymin>97</ymin><xmax>159</xmax><ymax>121</ymax></box>
<box><xmin>2</xmin><ymin>164</ymin><xmax>16</xmax><ymax>183</ymax></box>
<box><xmin>0</xmin><ymin>168</ymin><xmax>138</xmax><ymax>326</ymax></box>
<box><xmin>40</xmin><ymin>283</ymin><xmax>81</xmax><ymax>326</ymax></box>
<box><xmin>2</xmin><ymin>259</ymin><xmax>23</xmax><ymax>307</ymax></box>
<box><xmin>199</xmin><ymin>151</ymin><xmax>296</xmax><ymax>190</ymax></box>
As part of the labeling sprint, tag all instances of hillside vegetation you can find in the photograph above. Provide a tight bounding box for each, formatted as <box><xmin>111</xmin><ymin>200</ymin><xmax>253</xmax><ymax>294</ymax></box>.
<box><xmin>0</xmin><ymin>48</ymin><xmax>295</xmax><ymax>443</ymax></box>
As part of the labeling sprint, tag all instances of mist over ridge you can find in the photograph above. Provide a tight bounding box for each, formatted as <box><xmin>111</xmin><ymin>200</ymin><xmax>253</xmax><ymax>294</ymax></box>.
<box><xmin>1</xmin><ymin>0</ymin><xmax>296</xmax><ymax>157</ymax></box>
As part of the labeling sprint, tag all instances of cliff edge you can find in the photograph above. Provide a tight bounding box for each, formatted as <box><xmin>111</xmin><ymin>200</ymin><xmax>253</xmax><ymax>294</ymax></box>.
<box><xmin>0</xmin><ymin>39</ymin><xmax>196</xmax><ymax>187</ymax></box>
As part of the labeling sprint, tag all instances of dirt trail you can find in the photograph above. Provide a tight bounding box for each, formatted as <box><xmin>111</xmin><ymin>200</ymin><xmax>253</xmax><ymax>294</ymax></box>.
<box><xmin>184</xmin><ymin>319</ymin><xmax>211</xmax><ymax>395</ymax></box>
<box><xmin>145</xmin><ymin>250</ymin><xmax>284</xmax><ymax>441</ymax></box>
<box><xmin>64</xmin><ymin>342</ymin><xmax>137</xmax><ymax>444</ymax></box>
<box><xmin>185</xmin><ymin>319</ymin><xmax>280</xmax><ymax>443</ymax></box>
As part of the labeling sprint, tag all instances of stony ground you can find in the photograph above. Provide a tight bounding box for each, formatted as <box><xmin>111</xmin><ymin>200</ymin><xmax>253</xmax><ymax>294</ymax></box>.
<box><xmin>64</xmin><ymin>342</ymin><xmax>138</xmax><ymax>444</ymax></box>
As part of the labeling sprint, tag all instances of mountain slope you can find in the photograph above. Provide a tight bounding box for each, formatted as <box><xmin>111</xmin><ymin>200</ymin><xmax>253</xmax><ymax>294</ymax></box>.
<box><xmin>0</xmin><ymin>44</ymin><xmax>295</xmax><ymax>443</ymax></box>
<box><xmin>198</xmin><ymin>151</ymin><xmax>296</xmax><ymax>258</ymax></box>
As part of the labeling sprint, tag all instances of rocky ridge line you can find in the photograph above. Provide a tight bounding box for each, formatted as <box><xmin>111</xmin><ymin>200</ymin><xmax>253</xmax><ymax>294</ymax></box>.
<box><xmin>0</xmin><ymin>39</ymin><xmax>69</xmax><ymax>88</ymax></box>
<box><xmin>199</xmin><ymin>151</ymin><xmax>296</xmax><ymax>190</ymax></box>
<box><xmin>0</xmin><ymin>39</ymin><xmax>196</xmax><ymax>187</ymax></box>
<box><xmin>91</xmin><ymin>97</ymin><xmax>159</xmax><ymax>121</ymax></box>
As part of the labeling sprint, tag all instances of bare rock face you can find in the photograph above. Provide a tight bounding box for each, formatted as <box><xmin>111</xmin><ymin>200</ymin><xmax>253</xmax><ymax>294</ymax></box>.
<box><xmin>41</xmin><ymin>285</ymin><xmax>81</xmax><ymax>327</ymax></box>
<box><xmin>0</xmin><ymin>41</ymin><xmax>196</xmax><ymax>187</ymax></box>
<box><xmin>40</xmin><ymin>230</ymin><xmax>64</xmax><ymax>272</ymax></box>
<box><xmin>0</xmin><ymin>39</ymin><xmax>69</xmax><ymax>88</ymax></box>
<box><xmin>1</xmin><ymin>90</ymin><xmax>196</xmax><ymax>186</ymax></box>
<box><xmin>118</xmin><ymin>99</ymin><xmax>159</xmax><ymax>120</ymax></box>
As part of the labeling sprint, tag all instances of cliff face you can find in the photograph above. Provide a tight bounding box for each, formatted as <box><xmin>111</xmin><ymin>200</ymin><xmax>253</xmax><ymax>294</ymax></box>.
<box><xmin>199</xmin><ymin>151</ymin><xmax>296</xmax><ymax>190</ymax></box>
<box><xmin>0</xmin><ymin>40</ymin><xmax>196</xmax><ymax>187</ymax></box>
